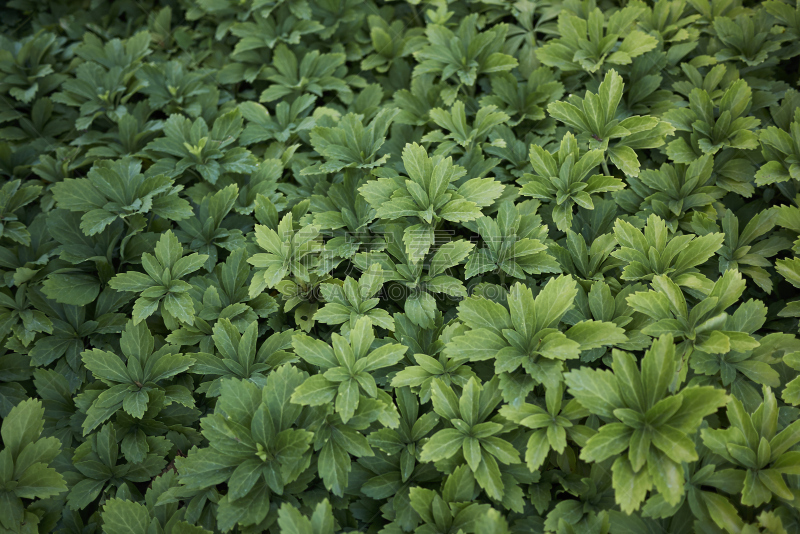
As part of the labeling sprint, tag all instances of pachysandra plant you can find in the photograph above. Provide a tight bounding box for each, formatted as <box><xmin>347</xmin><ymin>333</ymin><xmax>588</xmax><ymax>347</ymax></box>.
<box><xmin>612</xmin><ymin>213</ymin><xmax>724</xmax><ymax>285</ymax></box>
<box><xmin>465</xmin><ymin>200</ymin><xmax>560</xmax><ymax>281</ymax></box>
<box><xmin>0</xmin><ymin>179</ymin><xmax>42</xmax><ymax>245</ymax></box>
<box><xmin>354</xmin><ymin>225</ymin><xmax>474</xmax><ymax>329</ymax></box>
<box><xmin>52</xmin><ymin>157</ymin><xmax>193</xmax><ymax>236</ymax></box>
<box><xmin>165</xmin><ymin>248</ymin><xmax>278</xmax><ymax>352</ymax></box>
<box><xmin>51</xmin><ymin>32</ymin><xmax>151</xmax><ymax>130</ymax></box>
<box><xmin>67</xmin><ymin>422</ymin><xmax>171</xmax><ymax>511</ymax></box>
<box><xmin>310</xmin><ymin>169</ymin><xmax>383</xmax><ymax>260</ymax></box>
<box><xmin>360</xmin><ymin>15</ymin><xmax>426</xmax><ymax>74</ymax></box>
<box><xmin>360</xmin><ymin>142</ymin><xmax>502</xmax><ymax>261</ymax></box>
<box><xmin>445</xmin><ymin>277</ymin><xmax>627</xmax><ymax>405</ymax></box>
<box><xmin>536</xmin><ymin>6</ymin><xmax>658</xmax><ymax>75</ymax></box>
<box><xmin>622</xmin><ymin>155</ymin><xmax>724</xmax><ymax>232</ymax></box>
<box><xmin>136</xmin><ymin>60</ymin><xmax>213</xmax><ymax>119</ymax></box>
<box><xmin>712</xmin><ymin>12</ymin><xmax>784</xmax><ymax>67</ymax></box>
<box><xmin>663</xmin><ymin>80</ymin><xmax>761</xmax><ymax>162</ymax></box>
<box><xmin>145</xmin><ymin>109</ymin><xmax>258</xmax><ymax>185</ymax></box>
<box><xmin>290</xmin><ymin>316</ymin><xmax>405</xmax><ymax>424</ymax></box>
<box><xmin>704</xmin><ymin>208</ymin><xmax>791</xmax><ymax>293</ymax></box>
<box><xmin>627</xmin><ymin>270</ymin><xmax>759</xmax><ymax>372</ymax></box>
<box><xmin>172</xmin><ymin>184</ymin><xmax>246</xmax><ymax>271</ymax></box>
<box><xmin>0</xmin><ymin>32</ymin><xmax>67</xmax><ymax>105</ymax></box>
<box><xmin>547</xmin><ymin>69</ymin><xmax>672</xmax><ymax>177</ymax></box>
<box><xmin>239</xmin><ymin>95</ymin><xmax>317</xmax><ymax>145</ymax></box>
<box><xmin>689</xmin><ymin>300</ymin><xmax>796</xmax><ymax>411</ymax></box>
<box><xmin>549</xmin><ymin>225</ymin><xmax>623</xmax><ymax>286</ymax></box>
<box><xmin>80</xmin><ymin>319</ymin><xmax>195</xmax><ymax>434</ymax></box>
<box><xmin>364</xmin><ymin>386</ymin><xmax>439</xmax><ymax>490</ymax></box>
<box><xmin>561</xmin><ymin>279</ymin><xmax>651</xmax><ymax>359</ymax></box>
<box><xmin>481</xmin><ymin>68</ymin><xmax>564</xmax><ymax>127</ymax></box>
<box><xmin>247</xmin><ymin>211</ymin><xmax>321</xmax><ymax>295</ymax></box>
<box><xmin>565</xmin><ymin>335</ymin><xmax>729</xmax><ymax>513</ymax></box>
<box><xmin>191</xmin><ymin>318</ymin><xmax>295</xmax><ymax>396</ymax></box>
<box><xmin>314</xmin><ymin>263</ymin><xmax>394</xmax><ymax>332</ymax></box>
<box><xmin>756</xmin><ymin>106</ymin><xmax>800</xmax><ymax>187</ymax></box>
<box><xmin>413</xmin><ymin>13</ymin><xmax>517</xmax><ymax>99</ymax></box>
<box><xmin>3</xmin><ymin>0</ymin><xmax>800</xmax><ymax>531</ymax></box>
<box><xmin>499</xmin><ymin>383</ymin><xmax>593</xmax><ymax>471</ymax></box>
<box><xmin>108</xmin><ymin>230</ymin><xmax>208</xmax><ymax>326</ymax></box>
<box><xmin>389</xmin><ymin>316</ymin><xmax>477</xmax><ymax>403</ymax></box>
<box><xmin>171</xmin><ymin>368</ymin><xmax>314</xmax><ymax>531</ymax></box>
<box><xmin>420</xmin><ymin>376</ymin><xmax>522</xmax><ymax>501</ymax></box>
<box><xmin>99</xmin><ymin>471</ymin><xmax>213</xmax><ymax>534</ymax></box>
<box><xmin>701</xmin><ymin>386</ymin><xmax>800</xmax><ymax>508</ymax></box>
<box><xmin>258</xmin><ymin>44</ymin><xmax>354</xmax><ymax>104</ymax></box>
<box><xmin>519</xmin><ymin>132</ymin><xmax>624</xmax><ymax>231</ymax></box>
<box><xmin>0</xmin><ymin>399</ymin><xmax>67</xmax><ymax>533</ymax></box>
<box><xmin>424</xmin><ymin>101</ymin><xmax>510</xmax><ymax>157</ymax></box>
<box><xmin>301</xmin><ymin>108</ymin><xmax>397</xmax><ymax>175</ymax></box>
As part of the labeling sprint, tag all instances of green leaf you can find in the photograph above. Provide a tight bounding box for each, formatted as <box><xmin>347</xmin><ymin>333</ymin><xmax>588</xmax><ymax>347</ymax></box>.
<box><xmin>534</xmin><ymin>275</ymin><xmax>578</xmax><ymax>331</ymax></box>
<box><xmin>608</xmin><ymin>146</ymin><xmax>640</xmax><ymax>176</ymax></box>
<box><xmin>292</xmin><ymin>375</ymin><xmax>337</xmax><ymax>406</ymax></box>
<box><xmin>120</xmin><ymin>320</ymin><xmax>154</xmax><ymax>361</ymax></box>
<box><xmin>41</xmin><ymin>274</ymin><xmax>100</xmax><ymax>306</ymax></box>
<box><xmin>82</xmin><ymin>349</ymin><xmax>131</xmax><ymax>385</ymax></box>
<box><xmin>336</xmin><ymin>379</ymin><xmax>360</xmax><ymax>423</ymax></box>
<box><xmin>363</xmin><ymin>343</ymin><xmax>406</xmax><ymax>372</ymax></box>
<box><xmin>421</xmin><ymin>429</ymin><xmax>464</xmax><ymax>462</ymax></box>
<box><xmin>2</xmin><ymin>399</ymin><xmax>45</xmax><ymax>457</ymax></box>
<box><xmin>651</xmin><ymin>426</ymin><xmax>698</xmax><ymax>464</ymax></box>
<box><xmin>566</xmin><ymin>320</ymin><xmax>628</xmax><ymax>351</ymax></box>
<box><xmin>473</xmin><ymin>453</ymin><xmax>505</xmax><ymax>500</ymax></box>
<box><xmin>101</xmin><ymin>498</ymin><xmax>151</xmax><ymax>534</ymax></box>
<box><xmin>612</xmin><ymin>456</ymin><xmax>651</xmax><ymax>514</ymax></box>
<box><xmin>318</xmin><ymin>440</ymin><xmax>350</xmax><ymax>496</ymax></box>
<box><xmin>777</xmin><ymin>258</ymin><xmax>800</xmax><ymax>288</ymax></box>
<box><xmin>14</xmin><ymin>463</ymin><xmax>67</xmax><ymax>499</ymax></box>
<box><xmin>122</xmin><ymin>390</ymin><xmax>148</xmax><ymax>419</ymax></box>
<box><xmin>293</xmin><ymin>335</ymin><xmax>338</xmax><ymax>369</ymax></box>
<box><xmin>564</xmin><ymin>367</ymin><xmax>624</xmax><ymax>419</ymax></box>
<box><xmin>581</xmin><ymin>423</ymin><xmax>631</xmax><ymax>463</ymax></box>
<box><xmin>228</xmin><ymin>459</ymin><xmax>264</xmax><ymax>501</ymax></box>
<box><xmin>646</xmin><ymin>449</ymin><xmax>684</xmax><ymax>506</ymax></box>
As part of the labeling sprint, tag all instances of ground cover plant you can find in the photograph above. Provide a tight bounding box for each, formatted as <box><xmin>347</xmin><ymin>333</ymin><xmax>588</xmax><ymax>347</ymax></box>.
<box><xmin>3</xmin><ymin>0</ymin><xmax>800</xmax><ymax>532</ymax></box>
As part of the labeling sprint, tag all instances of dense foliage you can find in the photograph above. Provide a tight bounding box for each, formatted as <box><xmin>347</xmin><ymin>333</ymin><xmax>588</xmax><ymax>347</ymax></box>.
<box><xmin>2</xmin><ymin>0</ymin><xmax>800</xmax><ymax>532</ymax></box>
